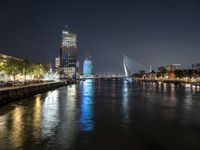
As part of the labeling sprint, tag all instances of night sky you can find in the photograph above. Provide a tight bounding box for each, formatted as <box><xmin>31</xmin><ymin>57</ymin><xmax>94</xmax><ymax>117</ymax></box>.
<box><xmin>1</xmin><ymin>0</ymin><xmax>200</xmax><ymax>74</ymax></box>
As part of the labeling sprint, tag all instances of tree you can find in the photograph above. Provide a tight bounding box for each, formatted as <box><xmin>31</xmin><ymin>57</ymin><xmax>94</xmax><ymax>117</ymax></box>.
<box><xmin>31</xmin><ymin>64</ymin><xmax>47</xmax><ymax>79</ymax></box>
<box><xmin>187</xmin><ymin>69</ymin><xmax>193</xmax><ymax>80</ymax></box>
<box><xmin>139</xmin><ymin>70</ymin><xmax>146</xmax><ymax>74</ymax></box>
<box><xmin>132</xmin><ymin>73</ymin><xmax>140</xmax><ymax>78</ymax></box>
<box><xmin>151</xmin><ymin>70</ymin><xmax>155</xmax><ymax>74</ymax></box>
<box><xmin>132</xmin><ymin>70</ymin><xmax>146</xmax><ymax>79</ymax></box>
<box><xmin>156</xmin><ymin>72</ymin><xmax>162</xmax><ymax>78</ymax></box>
<box><xmin>158</xmin><ymin>66</ymin><xmax>167</xmax><ymax>78</ymax></box>
<box><xmin>4</xmin><ymin>57</ymin><xmax>23</xmax><ymax>81</ymax></box>
<box><xmin>174</xmin><ymin>70</ymin><xmax>184</xmax><ymax>79</ymax></box>
<box><xmin>0</xmin><ymin>62</ymin><xmax>5</xmax><ymax>72</ymax></box>
<box><xmin>22</xmin><ymin>59</ymin><xmax>32</xmax><ymax>81</ymax></box>
<box><xmin>0</xmin><ymin>56</ymin><xmax>5</xmax><ymax>71</ymax></box>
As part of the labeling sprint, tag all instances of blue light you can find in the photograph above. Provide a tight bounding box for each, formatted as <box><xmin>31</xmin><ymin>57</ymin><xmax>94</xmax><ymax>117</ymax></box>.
<box><xmin>80</xmin><ymin>79</ymin><xmax>94</xmax><ymax>132</ymax></box>
<box><xmin>83</xmin><ymin>59</ymin><xmax>93</xmax><ymax>77</ymax></box>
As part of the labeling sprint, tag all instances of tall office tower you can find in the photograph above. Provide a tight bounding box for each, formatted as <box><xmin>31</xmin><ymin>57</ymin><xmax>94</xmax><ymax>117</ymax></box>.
<box><xmin>83</xmin><ymin>55</ymin><xmax>93</xmax><ymax>77</ymax></box>
<box><xmin>55</xmin><ymin>57</ymin><xmax>60</xmax><ymax>69</ymax></box>
<box><xmin>60</xmin><ymin>28</ymin><xmax>77</xmax><ymax>78</ymax></box>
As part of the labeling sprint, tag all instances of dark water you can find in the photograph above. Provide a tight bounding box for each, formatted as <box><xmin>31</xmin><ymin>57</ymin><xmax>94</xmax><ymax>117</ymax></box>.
<box><xmin>1</xmin><ymin>79</ymin><xmax>200</xmax><ymax>150</ymax></box>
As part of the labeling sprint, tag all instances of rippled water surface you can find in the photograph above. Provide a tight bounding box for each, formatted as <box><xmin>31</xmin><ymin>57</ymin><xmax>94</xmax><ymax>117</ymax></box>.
<box><xmin>1</xmin><ymin>79</ymin><xmax>200</xmax><ymax>150</ymax></box>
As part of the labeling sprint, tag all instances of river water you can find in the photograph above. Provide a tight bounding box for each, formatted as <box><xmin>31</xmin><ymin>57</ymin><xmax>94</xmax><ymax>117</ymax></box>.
<box><xmin>0</xmin><ymin>79</ymin><xmax>200</xmax><ymax>150</ymax></box>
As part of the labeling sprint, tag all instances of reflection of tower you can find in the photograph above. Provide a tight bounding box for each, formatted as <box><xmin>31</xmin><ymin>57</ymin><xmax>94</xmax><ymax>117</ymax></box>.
<box><xmin>122</xmin><ymin>80</ymin><xmax>129</xmax><ymax>124</ymax></box>
<box><xmin>80</xmin><ymin>80</ymin><xmax>94</xmax><ymax>132</ymax></box>
<box><xmin>83</xmin><ymin>54</ymin><xmax>93</xmax><ymax>77</ymax></box>
<box><xmin>42</xmin><ymin>90</ymin><xmax>59</xmax><ymax>138</ymax></box>
<box><xmin>60</xmin><ymin>27</ymin><xmax>77</xmax><ymax>78</ymax></box>
<box><xmin>57</xmin><ymin>85</ymin><xmax>77</xmax><ymax>149</ymax></box>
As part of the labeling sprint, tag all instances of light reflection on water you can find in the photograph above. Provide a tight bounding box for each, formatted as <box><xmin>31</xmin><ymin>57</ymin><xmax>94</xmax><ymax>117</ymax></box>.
<box><xmin>0</xmin><ymin>80</ymin><xmax>200</xmax><ymax>149</ymax></box>
<box><xmin>80</xmin><ymin>79</ymin><xmax>94</xmax><ymax>132</ymax></box>
<box><xmin>57</xmin><ymin>84</ymin><xmax>77</xmax><ymax>149</ymax></box>
<box><xmin>41</xmin><ymin>90</ymin><xmax>59</xmax><ymax>138</ymax></box>
<box><xmin>10</xmin><ymin>106</ymin><xmax>25</xmax><ymax>148</ymax></box>
<box><xmin>32</xmin><ymin>95</ymin><xmax>42</xmax><ymax>143</ymax></box>
<box><xmin>122</xmin><ymin>80</ymin><xmax>129</xmax><ymax>124</ymax></box>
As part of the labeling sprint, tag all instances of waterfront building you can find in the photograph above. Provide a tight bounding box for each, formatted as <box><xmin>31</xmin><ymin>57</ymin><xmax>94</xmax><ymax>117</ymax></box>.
<box><xmin>55</xmin><ymin>56</ymin><xmax>61</xmax><ymax>69</ymax></box>
<box><xmin>167</xmin><ymin>71</ymin><xmax>175</xmax><ymax>80</ymax></box>
<box><xmin>0</xmin><ymin>54</ymin><xmax>22</xmax><ymax>79</ymax></box>
<box><xmin>192</xmin><ymin>63</ymin><xmax>200</xmax><ymax>70</ymax></box>
<box><xmin>166</xmin><ymin>64</ymin><xmax>181</xmax><ymax>71</ymax></box>
<box><xmin>0</xmin><ymin>53</ymin><xmax>48</xmax><ymax>81</ymax></box>
<box><xmin>76</xmin><ymin>61</ymin><xmax>80</xmax><ymax>77</ymax></box>
<box><xmin>0</xmin><ymin>53</ymin><xmax>23</xmax><ymax>80</ymax></box>
<box><xmin>83</xmin><ymin>55</ymin><xmax>93</xmax><ymax>77</ymax></box>
<box><xmin>60</xmin><ymin>27</ymin><xmax>77</xmax><ymax>78</ymax></box>
<box><xmin>0</xmin><ymin>53</ymin><xmax>22</xmax><ymax>63</ymax></box>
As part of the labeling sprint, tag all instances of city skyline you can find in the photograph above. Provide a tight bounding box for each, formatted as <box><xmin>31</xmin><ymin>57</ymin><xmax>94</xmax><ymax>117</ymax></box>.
<box><xmin>1</xmin><ymin>0</ymin><xmax>200</xmax><ymax>74</ymax></box>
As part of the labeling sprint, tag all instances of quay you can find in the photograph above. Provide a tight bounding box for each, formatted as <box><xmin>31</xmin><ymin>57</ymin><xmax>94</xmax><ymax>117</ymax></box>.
<box><xmin>136</xmin><ymin>79</ymin><xmax>200</xmax><ymax>87</ymax></box>
<box><xmin>0</xmin><ymin>80</ymin><xmax>74</xmax><ymax>106</ymax></box>
<box><xmin>138</xmin><ymin>79</ymin><xmax>182</xmax><ymax>84</ymax></box>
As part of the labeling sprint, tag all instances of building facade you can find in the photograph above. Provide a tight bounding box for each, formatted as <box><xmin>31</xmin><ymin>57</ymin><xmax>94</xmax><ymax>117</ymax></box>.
<box><xmin>192</xmin><ymin>63</ymin><xmax>200</xmax><ymax>70</ymax></box>
<box><xmin>0</xmin><ymin>54</ymin><xmax>26</xmax><ymax>81</ymax></box>
<box><xmin>60</xmin><ymin>29</ymin><xmax>77</xmax><ymax>78</ymax></box>
<box><xmin>83</xmin><ymin>56</ymin><xmax>93</xmax><ymax>77</ymax></box>
<box><xmin>166</xmin><ymin>64</ymin><xmax>181</xmax><ymax>71</ymax></box>
<box><xmin>55</xmin><ymin>57</ymin><xmax>61</xmax><ymax>69</ymax></box>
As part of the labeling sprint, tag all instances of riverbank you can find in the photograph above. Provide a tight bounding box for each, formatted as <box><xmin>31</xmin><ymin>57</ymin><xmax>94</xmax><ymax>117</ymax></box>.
<box><xmin>0</xmin><ymin>81</ymin><xmax>72</xmax><ymax>106</ymax></box>
<box><xmin>135</xmin><ymin>79</ymin><xmax>200</xmax><ymax>85</ymax></box>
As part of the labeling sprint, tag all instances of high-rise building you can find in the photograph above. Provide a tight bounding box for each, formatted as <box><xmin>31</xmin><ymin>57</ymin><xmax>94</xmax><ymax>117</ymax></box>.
<box><xmin>83</xmin><ymin>55</ymin><xmax>93</xmax><ymax>77</ymax></box>
<box><xmin>60</xmin><ymin>28</ymin><xmax>77</xmax><ymax>78</ymax></box>
<box><xmin>55</xmin><ymin>57</ymin><xmax>60</xmax><ymax>69</ymax></box>
<box><xmin>46</xmin><ymin>63</ymin><xmax>53</xmax><ymax>73</ymax></box>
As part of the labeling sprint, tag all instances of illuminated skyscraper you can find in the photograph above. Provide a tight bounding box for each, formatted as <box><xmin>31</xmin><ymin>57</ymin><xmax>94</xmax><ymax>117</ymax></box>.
<box><xmin>83</xmin><ymin>56</ymin><xmax>93</xmax><ymax>77</ymax></box>
<box><xmin>55</xmin><ymin>57</ymin><xmax>60</xmax><ymax>69</ymax></box>
<box><xmin>60</xmin><ymin>27</ymin><xmax>77</xmax><ymax>78</ymax></box>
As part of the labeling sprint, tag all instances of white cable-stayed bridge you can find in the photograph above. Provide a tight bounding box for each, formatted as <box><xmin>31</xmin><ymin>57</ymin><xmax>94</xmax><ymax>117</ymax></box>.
<box><xmin>81</xmin><ymin>55</ymin><xmax>149</xmax><ymax>81</ymax></box>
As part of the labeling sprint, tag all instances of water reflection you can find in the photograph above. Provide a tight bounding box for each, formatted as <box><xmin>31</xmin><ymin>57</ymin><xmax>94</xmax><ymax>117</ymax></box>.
<box><xmin>163</xmin><ymin>83</ymin><xmax>167</xmax><ymax>93</ymax></box>
<box><xmin>1</xmin><ymin>80</ymin><xmax>200</xmax><ymax>149</ymax></box>
<box><xmin>0</xmin><ymin>115</ymin><xmax>7</xmax><ymax>139</ymax></box>
<box><xmin>111</xmin><ymin>79</ymin><xmax>116</xmax><ymax>98</ymax></box>
<box><xmin>80</xmin><ymin>79</ymin><xmax>94</xmax><ymax>132</ymax></box>
<box><xmin>32</xmin><ymin>95</ymin><xmax>42</xmax><ymax>142</ymax></box>
<box><xmin>160</xmin><ymin>83</ymin><xmax>177</xmax><ymax>121</ymax></box>
<box><xmin>97</xmin><ymin>79</ymin><xmax>101</xmax><ymax>94</ymax></box>
<box><xmin>57</xmin><ymin>85</ymin><xmax>77</xmax><ymax>149</ymax></box>
<box><xmin>122</xmin><ymin>80</ymin><xmax>129</xmax><ymax>124</ymax></box>
<box><xmin>10</xmin><ymin>106</ymin><xmax>25</xmax><ymax>148</ymax></box>
<box><xmin>185</xmin><ymin>84</ymin><xmax>191</xmax><ymax>92</ymax></box>
<box><xmin>41</xmin><ymin>90</ymin><xmax>59</xmax><ymax>138</ymax></box>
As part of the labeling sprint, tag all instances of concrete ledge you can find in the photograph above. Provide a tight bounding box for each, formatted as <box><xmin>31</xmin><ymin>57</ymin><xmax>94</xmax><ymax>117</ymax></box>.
<box><xmin>0</xmin><ymin>81</ymin><xmax>67</xmax><ymax>106</ymax></box>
